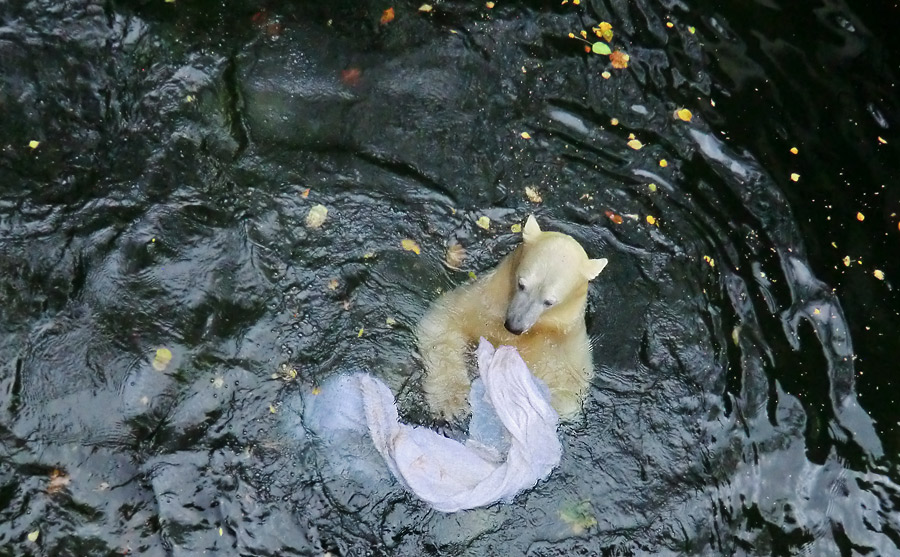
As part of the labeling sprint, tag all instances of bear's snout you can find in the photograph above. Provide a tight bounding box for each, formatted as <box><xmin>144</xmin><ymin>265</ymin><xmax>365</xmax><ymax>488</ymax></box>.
<box><xmin>504</xmin><ymin>319</ymin><xmax>525</xmax><ymax>335</ymax></box>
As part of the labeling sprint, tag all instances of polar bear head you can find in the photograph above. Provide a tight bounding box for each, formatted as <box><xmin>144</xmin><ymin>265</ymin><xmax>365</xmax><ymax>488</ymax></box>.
<box><xmin>504</xmin><ymin>215</ymin><xmax>607</xmax><ymax>335</ymax></box>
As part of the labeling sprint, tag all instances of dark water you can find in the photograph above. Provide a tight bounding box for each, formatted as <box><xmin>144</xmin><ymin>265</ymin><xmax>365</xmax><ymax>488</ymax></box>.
<box><xmin>1</xmin><ymin>0</ymin><xmax>898</xmax><ymax>554</ymax></box>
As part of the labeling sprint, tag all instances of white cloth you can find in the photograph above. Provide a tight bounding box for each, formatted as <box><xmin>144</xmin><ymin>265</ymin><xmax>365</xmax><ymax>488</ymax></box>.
<box><xmin>304</xmin><ymin>338</ymin><xmax>562</xmax><ymax>513</ymax></box>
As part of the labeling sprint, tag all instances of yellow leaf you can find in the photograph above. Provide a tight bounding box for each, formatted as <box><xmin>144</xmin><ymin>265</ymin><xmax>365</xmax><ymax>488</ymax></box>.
<box><xmin>357</xmin><ymin>328</ymin><xmax>364</xmax><ymax>337</ymax></box>
<box><xmin>153</xmin><ymin>348</ymin><xmax>173</xmax><ymax>371</ymax></box>
<box><xmin>269</xmin><ymin>404</ymin><xmax>276</xmax><ymax>414</ymax></box>
<box><xmin>486</xmin><ymin>1</ymin><xmax>495</xmax><ymax>7</ymax></box>
<box><xmin>219</xmin><ymin>527</ymin><xmax>224</xmax><ymax>536</ymax></box>
<box><xmin>386</xmin><ymin>317</ymin><xmax>397</xmax><ymax>326</ymax></box>
<box><xmin>327</xmin><ymin>279</ymin><xmax>339</xmax><ymax>290</ymax></box>
<box><xmin>790</xmin><ymin>173</ymin><xmax>800</xmax><ymax>182</ymax></box>
<box><xmin>524</xmin><ymin>186</ymin><xmax>542</xmax><ymax>203</ymax></box>
<box><xmin>659</xmin><ymin>159</ymin><xmax>668</xmax><ymax>167</ymax></box>
<box><xmin>646</xmin><ymin>215</ymin><xmax>656</xmax><ymax>225</ymax></box>
<box><xmin>601</xmin><ymin>71</ymin><xmax>611</xmax><ymax>79</ymax></box>
<box><xmin>874</xmin><ymin>269</ymin><xmax>885</xmax><ymax>280</ymax></box>
<box><xmin>468</xmin><ymin>270</ymin><xmax>477</xmax><ymax>280</ymax></box>
<box><xmin>610</xmin><ymin>117</ymin><xmax>619</xmax><ymax>126</ymax></box>
<box><xmin>688</xmin><ymin>26</ymin><xmax>696</xmax><ymax>34</ymax></box>
<box><xmin>510</xmin><ymin>223</ymin><xmax>522</xmax><ymax>233</ymax></box>
<box><xmin>856</xmin><ymin>212</ymin><xmax>865</xmax><ymax>221</ymax></box>
<box><xmin>731</xmin><ymin>326</ymin><xmax>740</xmax><ymax>345</ymax></box>
<box><xmin>790</xmin><ymin>147</ymin><xmax>798</xmax><ymax>154</ymax></box>
<box><xmin>28</xmin><ymin>140</ymin><xmax>40</xmax><ymax>149</ymax></box>
<box><xmin>813</xmin><ymin>308</ymin><xmax>821</xmax><ymax>315</ymax></box>
<box><xmin>842</xmin><ymin>256</ymin><xmax>851</xmax><ymax>267</ymax></box>
<box><xmin>27</xmin><ymin>530</ymin><xmax>39</xmax><ymax>542</ymax></box>
<box><xmin>520</xmin><ymin>131</ymin><xmax>532</xmax><ymax>139</ymax></box>
<box><xmin>676</xmin><ymin>108</ymin><xmax>693</xmax><ymax>122</ymax></box>
<box><xmin>877</xmin><ymin>136</ymin><xmax>887</xmax><ymax>144</ymax></box>
<box><xmin>305</xmin><ymin>204</ymin><xmax>328</xmax><ymax>229</ymax></box>
<box><xmin>666</xmin><ymin>21</ymin><xmax>674</xmax><ymax>28</ymax></box>
<box><xmin>627</xmin><ymin>139</ymin><xmax>643</xmax><ymax>150</ymax></box>
<box><xmin>476</xmin><ymin>216</ymin><xmax>491</xmax><ymax>230</ymax></box>
<box><xmin>648</xmin><ymin>183</ymin><xmax>657</xmax><ymax>192</ymax></box>
<box><xmin>401</xmin><ymin>238</ymin><xmax>421</xmax><ymax>254</ymax></box>
<box><xmin>312</xmin><ymin>386</ymin><xmax>321</xmax><ymax>395</ymax></box>
<box><xmin>418</xmin><ymin>3</ymin><xmax>433</xmax><ymax>12</ymax></box>
<box><xmin>703</xmin><ymin>255</ymin><xmax>715</xmax><ymax>268</ymax></box>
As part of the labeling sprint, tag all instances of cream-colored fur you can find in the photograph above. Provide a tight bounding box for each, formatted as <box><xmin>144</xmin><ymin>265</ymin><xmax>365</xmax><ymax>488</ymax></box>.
<box><xmin>417</xmin><ymin>215</ymin><xmax>607</xmax><ymax>420</ymax></box>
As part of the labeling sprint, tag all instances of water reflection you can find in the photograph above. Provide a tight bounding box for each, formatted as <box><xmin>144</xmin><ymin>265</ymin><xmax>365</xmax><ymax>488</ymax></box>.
<box><xmin>0</xmin><ymin>0</ymin><xmax>897</xmax><ymax>555</ymax></box>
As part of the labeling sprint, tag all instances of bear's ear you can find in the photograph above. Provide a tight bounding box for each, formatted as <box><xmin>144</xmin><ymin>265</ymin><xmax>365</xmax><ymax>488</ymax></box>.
<box><xmin>522</xmin><ymin>214</ymin><xmax>541</xmax><ymax>243</ymax></box>
<box><xmin>582</xmin><ymin>258</ymin><xmax>608</xmax><ymax>280</ymax></box>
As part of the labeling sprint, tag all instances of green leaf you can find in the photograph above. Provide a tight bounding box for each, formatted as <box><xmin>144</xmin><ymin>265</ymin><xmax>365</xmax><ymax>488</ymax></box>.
<box><xmin>592</xmin><ymin>42</ymin><xmax>611</xmax><ymax>55</ymax></box>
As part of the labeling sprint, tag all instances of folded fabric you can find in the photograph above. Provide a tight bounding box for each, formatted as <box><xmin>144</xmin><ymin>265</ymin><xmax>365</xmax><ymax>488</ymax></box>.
<box><xmin>304</xmin><ymin>338</ymin><xmax>562</xmax><ymax>513</ymax></box>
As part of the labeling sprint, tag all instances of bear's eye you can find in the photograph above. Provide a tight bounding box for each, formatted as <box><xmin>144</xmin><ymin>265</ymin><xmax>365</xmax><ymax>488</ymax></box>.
<box><xmin>543</xmin><ymin>299</ymin><xmax>555</xmax><ymax>307</ymax></box>
<box><xmin>517</xmin><ymin>278</ymin><xmax>526</xmax><ymax>291</ymax></box>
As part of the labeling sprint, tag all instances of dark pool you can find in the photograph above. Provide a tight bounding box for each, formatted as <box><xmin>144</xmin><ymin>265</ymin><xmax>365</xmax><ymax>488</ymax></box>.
<box><xmin>1</xmin><ymin>0</ymin><xmax>898</xmax><ymax>554</ymax></box>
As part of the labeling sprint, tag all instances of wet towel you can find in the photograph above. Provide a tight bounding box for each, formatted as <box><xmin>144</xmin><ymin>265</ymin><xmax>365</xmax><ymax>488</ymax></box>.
<box><xmin>304</xmin><ymin>339</ymin><xmax>562</xmax><ymax>513</ymax></box>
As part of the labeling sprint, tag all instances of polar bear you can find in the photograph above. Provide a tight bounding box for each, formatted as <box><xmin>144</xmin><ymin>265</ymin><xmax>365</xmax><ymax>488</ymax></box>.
<box><xmin>417</xmin><ymin>215</ymin><xmax>608</xmax><ymax>420</ymax></box>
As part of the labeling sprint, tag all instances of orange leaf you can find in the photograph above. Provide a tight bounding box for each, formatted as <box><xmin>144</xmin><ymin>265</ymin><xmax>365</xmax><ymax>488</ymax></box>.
<box><xmin>609</xmin><ymin>51</ymin><xmax>630</xmax><ymax>69</ymax></box>
<box><xmin>341</xmin><ymin>68</ymin><xmax>361</xmax><ymax>86</ymax></box>
<box><xmin>604</xmin><ymin>210</ymin><xmax>624</xmax><ymax>225</ymax></box>
<box><xmin>380</xmin><ymin>7</ymin><xmax>395</xmax><ymax>24</ymax></box>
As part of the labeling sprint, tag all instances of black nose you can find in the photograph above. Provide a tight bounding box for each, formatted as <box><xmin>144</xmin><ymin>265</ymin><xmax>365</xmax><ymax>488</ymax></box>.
<box><xmin>504</xmin><ymin>319</ymin><xmax>523</xmax><ymax>335</ymax></box>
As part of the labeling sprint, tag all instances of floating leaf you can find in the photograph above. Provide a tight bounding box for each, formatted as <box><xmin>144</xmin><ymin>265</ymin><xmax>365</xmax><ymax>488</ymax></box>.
<box><xmin>402</xmin><ymin>239</ymin><xmax>421</xmax><ymax>254</ymax></box>
<box><xmin>659</xmin><ymin>159</ymin><xmax>668</xmax><ymax>167</ymax></box>
<box><xmin>790</xmin><ymin>173</ymin><xmax>800</xmax><ymax>182</ymax></box>
<box><xmin>732</xmin><ymin>326</ymin><xmax>740</xmax><ymax>346</ymax></box>
<box><xmin>510</xmin><ymin>223</ymin><xmax>522</xmax><ymax>233</ymax></box>
<box><xmin>842</xmin><ymin>256</ymin><xmax>851</xmax><ymax>267</ymax></box>
<box><xmin>703</xmin><ymin>255</ymin><xmax>715</xmax><ymax>268</ymax></box>
<box><xmin>856</xmin><ymin>212</ymin><xmax>865</xmax><ymax>221</ymax></box>
<box><xmin>676</xmin><ymin>108</ymin><xmax>693</xmax><ymax>122</ymax></box>
<box><xmin>445</xmin><ymin>243</ymin><xmax>465</xmax><ymax>268</ymax></box>
<box><xmin>27</xmin><ymin>530</ymin><xmax>39</xmax><ymax>543</ymax></box>
<box><xmin>305</xmin><ymin>204</ymin><xmax>328</xmax><ymax>229</ymax></box>
<box><xmin>28</xmin><ymin>140</ymin><xmax>40</xmax><ymax>149</ymax></box>
<box><xmin>380</xmin><ymin>7</ymin><xmax>395</xmax><ymax>24</ymax></box>
<box><xmin>666</xmin><ymin>21</ymin><xmax>674</xmax><ymax>28</ymax></box>
<box><xmin>597</xmin><ymin>22</ymin><xmax>613</xmax><ymax>42</ymax></box>
<box><xmin>610</xmin><ymin>117</ymin><xmax>619</xmax><ymax>126</ymax></box>
<box><xmin>591</xmin><ymin>42</ymin><xmax>611</xmax><ymax>55</ymax></box>
<box><xmin>648</xmin><ymin>183</ymin><xmax>657</xmax><ymax>192</ymax></box>
<box><xmin>790</xmin><ymin>147</ymin><xmax>799</xmax><ymax>154</ymax></box>
<box><xmin>524</xmin><ymin>186</ymin><xmax>542</xmax><ymax>203</ymax></box>
<box><xmin>646</xmin><ymin>215</ymin><xmax>657</xmax><ymax>225</ymax></box>
<box><xmin>688</xmin><ymin>26</ymin><xmax>696</xmax><ymax>34</ymax></box>
<box><xmin>418</xmin><ymin>3</ymin><xmax>433</xmax><ymax>12</ymax></box>
<box><xmin>485</xmin><ymin>1</ymin><xmax>495</xmax><ymax>8</ymax></box>
<box><xmin>219</xmin><ymin>527</ymin><xmax>224</xmax><ymax>536</ymax></box>
<box><xmin>467</xmin><ymin>270</ymin><xmax>477</xmax><ymax>280</ymax></box>
<box><xmin>609</xmin><ymin>51</ymin><xmax>629</xmax><ymax>68</ymax></box>
<box><xmin>874</xmin><ymin>269</ymin><xmax>885</xmax><ymax>280</ymax></box>
<box><xmin>877</xmin><ymin>136</ymin><xmax>887</xmax><ymax>144</ymax></box>
<box><xmin>601</xmin><ymin>71</ymin><xmax>611</xmax><ymax>79</ymax></box>
<box><xmin>604</xmin><ymin>210</ymin><xmax>623</xmax><ymax>225</ymax></box>
<box><xmin>627</xmin><ymin>139</ymin><xmax>643</xmax><ymax>150</ymax></box>
<box><xmin>520</xmin><ymin>131</ymin><xmax>532</xmax><ymax>139</ymax></box>
<box><xmin>476</xmin><ymin>216</ymin><xmax>491</xmax><ymax>230</ymax></box>
<box><xmin>153</xmin><ymin>348</ymin><xmax>173</xmax><ymax>371</ymax></box>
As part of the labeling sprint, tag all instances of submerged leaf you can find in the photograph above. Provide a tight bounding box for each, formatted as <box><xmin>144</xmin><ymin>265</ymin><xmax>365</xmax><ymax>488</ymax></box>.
<box><xmin>609</xmin><ymin>51</ymin><xmax>630</xmax><ymax>68</ymax></box>
<box><xmin>153</xmin><ymin>348</ymin><xmax>173</xmax><ymax>371</ymax></box>
<box><xmin>476</xmin><ymin>216</ymin><xmax>491</xmax><ymax>230</ymax></box>
<box><xmin>305</xmin><ymin>204</ymin><xmax>328</xmax><ymax>229</ymax></box>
